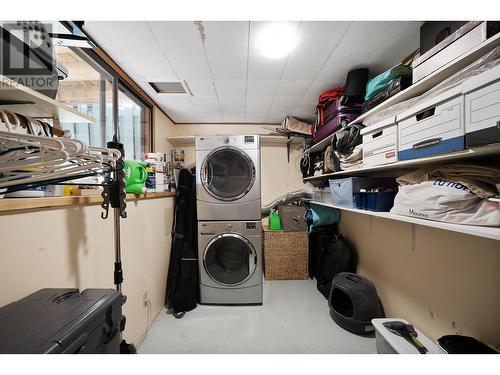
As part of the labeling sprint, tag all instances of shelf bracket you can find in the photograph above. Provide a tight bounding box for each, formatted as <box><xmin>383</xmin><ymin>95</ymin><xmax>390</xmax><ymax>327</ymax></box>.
<box><xmin>370</xmin><ymin>216</ymin><xmax>373</xmax><ymax>237</ymax></box>
<box><xmin>410</xmin><ymin>223</ymin><xmax>416</xmax><ymax>251</ymax></box>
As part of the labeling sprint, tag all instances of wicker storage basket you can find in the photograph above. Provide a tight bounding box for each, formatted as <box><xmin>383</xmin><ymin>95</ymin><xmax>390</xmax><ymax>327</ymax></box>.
<box><xmin>263</xmin><ymin>225</ymin><xmax>308</xmax><ymax>280</ymax></box>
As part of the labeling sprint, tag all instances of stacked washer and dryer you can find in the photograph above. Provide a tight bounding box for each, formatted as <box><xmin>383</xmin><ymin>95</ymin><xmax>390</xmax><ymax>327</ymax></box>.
<box><xmin>196</xmin><ymin>135</ymin><xmax>263</xmax><ymax>305</ymax></box>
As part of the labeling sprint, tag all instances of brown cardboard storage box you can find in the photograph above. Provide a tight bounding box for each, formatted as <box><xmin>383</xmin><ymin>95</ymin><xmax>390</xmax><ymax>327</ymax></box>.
<box><xmin>263</xmin><ymin>225</ymin><xmax>308</xmax><ymax>280</ymax></box>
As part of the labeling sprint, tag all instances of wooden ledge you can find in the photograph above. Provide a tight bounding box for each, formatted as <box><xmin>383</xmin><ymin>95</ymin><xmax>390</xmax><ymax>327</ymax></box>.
<box><xmin>0</xmin><ymin>191</ymin><xmax>175</xmax><ymax>214</ymax></box>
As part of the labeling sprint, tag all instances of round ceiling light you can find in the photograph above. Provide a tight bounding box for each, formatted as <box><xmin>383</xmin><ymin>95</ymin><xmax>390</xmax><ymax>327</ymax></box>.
<box><xmin>257</xmin><ymin>24</ymin><xmax>297</xmax><ymax>58</ymax></box>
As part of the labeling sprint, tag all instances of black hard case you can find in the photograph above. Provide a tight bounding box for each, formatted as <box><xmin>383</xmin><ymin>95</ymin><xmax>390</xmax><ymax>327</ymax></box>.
<box><xmin>0</xmin><ymin>288</ymin><xmax>122</xmax><ymax>354</ymax></box>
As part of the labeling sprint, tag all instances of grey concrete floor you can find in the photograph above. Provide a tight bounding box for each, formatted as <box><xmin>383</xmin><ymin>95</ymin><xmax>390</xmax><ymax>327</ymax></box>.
<box><xmin>139</xmin><ymin>280</ymin><xmax>376</xmax><ymax>354</ymax></box>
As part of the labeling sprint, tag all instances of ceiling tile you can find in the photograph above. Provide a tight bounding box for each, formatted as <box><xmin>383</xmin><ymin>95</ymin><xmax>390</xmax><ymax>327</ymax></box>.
<box><xmin>86</xmin><ymin>21</ymin><xmax>158</xmax><ymax>53</ymax></box>
<box><xmin>156</xmin><ymin>95</ymin><xmax>194</xmax><ymax>110</ymax></box>
<box><xmin>246</xmin><ymin>80</ymin><xmax>279</xmax><ymax>96</ymax></box>
<box><xmin>208</xmin><ymin>54</ymin><xmax>247</xmax><ymax>80</ymax></box>
<box><xmin>148</xmin><ymin>21</ymin><xmax>204</xmax><ymax>54</ymax></box>
<box><xmin>123</xmin><ymin>51</ymin><xmax>178</xmax><ymax>81</ymax></box>
<box><xmin>184</xmin><ymin>78</ymin><xmax>217</xmax><ymax>96</ymax></box>
<box><xmin>203</xmin><ymin>21</ymin><xmax>249</xmax><ymax>55</ymax></box>
<box><xmin>248</xmin><ymin>54</ymin><xmax>287</xmax><ymax>80</ymax></box>
<box><xmin>167</xmin><ymin>53</ymin><xmax>210</xmax><ymax>79</ymax></box>
<box><xmin>245</xmin><ymin>96</ymin><xmax>274</xmax><ymax>113</ymax></box>
<box><xmin>249</xmin><ymin>21</ymin><xmax>300</xmax><ymax>55</ymax></box>
<box><xmin>218</xmin><ymin>96</ymin><xmax>246</xmax><ymax>112</ymax></box>
<box><xmin>315</xmin><ymin>53</ymin><xmax>359</xmax><ymax>83</ymax></box>
<box><xmin>275</xmin><ymin>80</ymin><xmax>312</xmax><ymax>97</ymax></box>
<box><xmin>292</xmin><ymin>21</ymin><xmax>351</xmax><ymax>59</ymax></box>
<box><xmin>85</xmin><ymin>21</ymin><xmax>424</xmax><ymax>125</ymax></box>
<box><xmin>196</xmin><ymin>110</ymin><xmax>224</xmax><ymax>123</ymax></box>
<box><xmin>190</xmin><ymin>96</ymin><xmax>220</xmax><ymax>111</ymax></box>
<box><xmin>245</xmin><ymin>111</ymin><xmax>268</xmax><ymax>123</ymax></box>
<box><xmin>282</xmin><ymin>55</ymin><xmax>326</xmax><ymax>80</ymax></box>
<box><xmin>214</xmin><ymin>79</ymin><xmax>246</xmax><ymax>97</ymax></box>
<box><xmin>222</xmin><ymin>111</ymin><xmax>245</xmax><ymax>123</ymax></box>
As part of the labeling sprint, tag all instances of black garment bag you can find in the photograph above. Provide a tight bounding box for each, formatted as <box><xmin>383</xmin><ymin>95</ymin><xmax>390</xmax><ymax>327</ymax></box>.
<box><xmin>165</xmin><ymin>168</ymin><xmax>199</xmax><ymax>317</ymax></box>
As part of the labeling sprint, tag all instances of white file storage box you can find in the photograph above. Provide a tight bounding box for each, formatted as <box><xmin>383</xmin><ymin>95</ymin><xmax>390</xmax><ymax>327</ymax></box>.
<box><xmin>462</xmin><ymin>65</ymin><xmax>500</xmax><ymax>148</ymax></box>
<box><xmin>372</xmin><ymin>318</ymin><xmax>446</xmax><ymax>354</ymax></box>
<box><xmin>397</xmin><ymin>87</ymin><xmax>465</xmax><ymax>161</ymax></box>
<box><xmin>329</xmin><ymin>177</ymin><xmax>396</xmax><ymax>207</ymax></box>
<box><xmin>361</xmin><ymin>116</ymin><xmax>398</xmax><ymax>167</ymax></box>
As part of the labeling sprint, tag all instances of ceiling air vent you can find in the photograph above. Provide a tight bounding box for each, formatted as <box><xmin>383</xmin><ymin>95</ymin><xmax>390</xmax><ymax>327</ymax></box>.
<box><xmin>149</xmin><ymin>81</ymin><xmax>192</xmax><ymax>95</ymax></box>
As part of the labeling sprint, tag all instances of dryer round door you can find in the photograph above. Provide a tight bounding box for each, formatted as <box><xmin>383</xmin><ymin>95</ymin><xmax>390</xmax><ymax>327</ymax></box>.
<box><xmin>203</xmin><ymin>233</ymin><xmax>257</xmax><ymax>286</ymax></box>
<box><xmin>200</xmin><ymin>146</ymin><xmax>256</xmax><ymax>201</ymax></box>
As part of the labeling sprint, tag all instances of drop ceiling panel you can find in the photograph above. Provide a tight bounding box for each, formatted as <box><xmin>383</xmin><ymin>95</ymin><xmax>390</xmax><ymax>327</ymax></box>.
<box><xmin>282</xmin><ymin>54</ymin><xmax>327</xmax><ymax>80</ymax></box>
<box><xmin>195</xmin><ymin>110</ymin><xmax>224</xmax><ymax>123</ymax></box>
<box><xmin>275</xmin><ymin>80</ymin><xmax>312</xmax><ymax>97</ymax></box>
<box><xmin>246</xmin><ymin>96</ymin><xmax>274</xmax><ymax>113</ymax></box>
<box><xmin>246</xmin><ymin>80</ymin><xmax>279</xmax><ymax>96</ymax></box>
<box><xmin>86</xmin><ymin>21</ymin><xmax>158</xmax><ymax>53</ymax></box>
<box><xmin>84</xmin><ymin>21</ymin><xmax>423</xmax><ymax>125</ymax></box>
<box><xmin>248</xmin><ymin>54</ymin><xmax>287</xmax><ymax>80</ymax></box>
<box><xmin>184</xmin><ymin>78</ymin><xmax>217</xmax><ymax>96</ymax></box>
<box><xmin>249</xmin><ymin>21</ymin><xmax>300</xmax><ymax>55</ymax></box>
<box><xmin>245</xmin><ymin>111</ymin><xmax>269</xmax><ymax>123</ymax></box>
<box><xmin>190</xmin><ymin>96</ymin><xmax>220</xmax><ymax>111</ymax></box>
<box><xmin>292</xmin><ymin>21</ymin><xmax>351</xmax><ymax>59</ymax></box>
<box><xmin>167</xmin><ymin>53</ymin><xmax>211</xmax><ymax>79</ymax></box>
<box><xmin>203</xmin><ymin>21</ymin><xmax>249</xmax><ymax>55</ymax></box>
<box><xmin>222</xmin><ymin>110</ymin><xmax>245</xmax><ymax>123</ymax></box>
<box><xmin>148</xmin><ymin>21</ymin><xmax>204</xmax><ymax>54</ymax></box>
<box><xmin>208</xmin><ymin>54</ymin><xmax>247</xmax><ymax>79</ymax></box>
<box><xmin>218</xmin><ymin>96</ymin><xmax>246</xmax><ymax>112</ymax></box>
<box><xmin>214</xmin><ymin>79</ymin><xmax>247</xmax><ymax>97</ymax></box>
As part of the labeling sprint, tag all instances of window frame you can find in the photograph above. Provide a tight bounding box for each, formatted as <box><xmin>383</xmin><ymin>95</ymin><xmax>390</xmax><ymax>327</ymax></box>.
<box><xmin>63</xmin><ymin>47</ymin><xmax>154</xmax><ymax>155</ymax></box>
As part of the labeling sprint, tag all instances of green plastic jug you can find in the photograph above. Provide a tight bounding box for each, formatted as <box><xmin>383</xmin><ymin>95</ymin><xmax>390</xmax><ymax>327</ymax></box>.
<box><xmin>268</xmin><ymin>210</ymin><xmax>282</xmax><ymax>231</ymax></box>
<box><xmin>124</xmin><ymin>160</ymin><xmax>148</xmax><ymax>194</ymax></box>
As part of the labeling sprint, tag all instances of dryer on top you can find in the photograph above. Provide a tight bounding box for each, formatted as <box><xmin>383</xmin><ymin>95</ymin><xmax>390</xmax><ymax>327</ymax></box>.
<box><xmin>196</xmin><ymin>135</ymin><xmax>261</xmax><ymax>221</ymax></box>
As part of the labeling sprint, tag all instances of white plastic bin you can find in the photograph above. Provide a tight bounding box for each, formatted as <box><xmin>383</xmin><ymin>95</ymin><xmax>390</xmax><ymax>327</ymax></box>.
<box><xmin>372</xmin><ymin>318</ymin><xmax>446</xmax><ymax>354</ymax></box>
<box><xmin>362</xmin><ymin>116</ymin><xmax>398</xmax><ymax>167</ymax></box>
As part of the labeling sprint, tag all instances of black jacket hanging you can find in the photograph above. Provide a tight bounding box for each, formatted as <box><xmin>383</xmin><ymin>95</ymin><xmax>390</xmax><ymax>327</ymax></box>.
<box><xmin>165</xmin><ymin>168</ymin><xmax>199</xmax><ymax>317</ymax></box>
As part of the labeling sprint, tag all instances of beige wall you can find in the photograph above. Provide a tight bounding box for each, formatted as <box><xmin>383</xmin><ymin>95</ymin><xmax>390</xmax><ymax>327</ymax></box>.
<box><xmin>154</xmin><ymin>108</ymin><xmax>176</xmax><ymax>153</ymax></box>
<box><xmin>339</xmin><ymin>211</ymin><xmax>500</xmax><ymax>351</ymax></box>
<box><xmin>0</xmin><ymin>197</ymin><xmax>174</xmax><ymax>346</ymax></box>
<box><xmin>169</xmin><ymin>123</ymin><xmax>305</xmax><ymax>205</ymax></box>
<box><xmin>0</xmin><ymin>108</ymin><xmax>177</xmax><ymax>346</ymax></box>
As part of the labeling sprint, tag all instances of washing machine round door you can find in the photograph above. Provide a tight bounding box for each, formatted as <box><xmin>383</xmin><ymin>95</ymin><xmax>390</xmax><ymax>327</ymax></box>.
<box><xmin>204</xmin><ymin>233</ymin><xmax>257</xmax><ymax>286</ymax></box>
<box><xmin>200</xmin><ymin>146</ymin><xmax>255</xmax><ymax>201</ymax></box>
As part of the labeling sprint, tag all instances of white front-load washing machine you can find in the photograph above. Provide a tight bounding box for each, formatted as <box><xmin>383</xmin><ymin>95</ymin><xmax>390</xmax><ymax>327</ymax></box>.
<box><xmin>196</xmin><ymin>135</ymin><xmax>261</xmax><ymax>221</ymax></box>
<box><xmin>198</xmin><ymin>220</ymin><xmax>263</xmax><ymax>305</ymax></box>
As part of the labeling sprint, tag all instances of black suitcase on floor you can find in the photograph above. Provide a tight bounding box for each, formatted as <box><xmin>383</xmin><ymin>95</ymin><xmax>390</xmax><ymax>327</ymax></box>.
<box><xmin>0</xmin><ymin>288</ymin><xmax>122</xmax><ymax>354</ymax></box>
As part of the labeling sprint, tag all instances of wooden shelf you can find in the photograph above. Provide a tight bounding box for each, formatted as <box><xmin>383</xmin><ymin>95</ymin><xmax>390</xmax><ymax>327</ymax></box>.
<box><xmin>303</xmin><ymin>143</ymin><xmax>500</xmax><ymax>182</ymax></box>
<box><xmin>307</xmin><ymin>200</ymin><xmax>500</xmax><ymax>241</ymax></box>
<box><xmin>306</xmin><ymin>33</ymin><xmax>500</xmax><ymax>154</ymax></box>
<box><xmin>0</xmin><ymin>74</ymin><xmax>94</xmax><ymax>123</ymax></box>
<box><xmin>166</xmin><ymin>136</ymin><xmax>195</xmax><ymax>147</ymax></box>
<box><xmin>167</xmin><ymin>134</ymin><xmax>305</xmax><ymax>147</ymax></box>
<box><xmin>0</xmin><ymin>191</ymin><xmax>175</xmax><ymax>214</ymax></box>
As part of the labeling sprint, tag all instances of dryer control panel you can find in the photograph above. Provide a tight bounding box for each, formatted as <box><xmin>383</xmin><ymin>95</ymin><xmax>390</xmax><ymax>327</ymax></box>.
<box><xmin>195</xmin><ymin>135</ymin><xmax>260</xmax><ymax>150</ymax></box>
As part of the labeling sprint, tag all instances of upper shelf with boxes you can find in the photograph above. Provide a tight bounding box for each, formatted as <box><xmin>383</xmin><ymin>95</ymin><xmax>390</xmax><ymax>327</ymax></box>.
<box><xmin>302</xmin><ymin>21</ymin><xmax>500</xmax><ymax>238</ymax></box>
<box><xmin>304</xmin><ymin>21</ymin><xmax>500</xmax><ymax>157</ymax></box>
